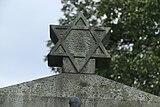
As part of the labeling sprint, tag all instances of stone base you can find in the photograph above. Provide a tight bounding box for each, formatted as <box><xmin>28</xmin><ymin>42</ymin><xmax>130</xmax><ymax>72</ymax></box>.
<box><xmin>63</xmin><ymin>57</ymin><xmax>95</xmax><ymax>73</ymax></box>
<box><xmin>0</xmin><ymin>74</ymin><xmax>160</xmax><ymax>107</ymax></box>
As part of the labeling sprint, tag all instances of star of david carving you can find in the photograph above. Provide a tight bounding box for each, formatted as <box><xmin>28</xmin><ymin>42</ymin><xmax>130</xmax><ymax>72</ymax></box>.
<box><xmin>48</xmin><ymin>12</ymin><xmax>111</xmax><ymax>73</ymax></box>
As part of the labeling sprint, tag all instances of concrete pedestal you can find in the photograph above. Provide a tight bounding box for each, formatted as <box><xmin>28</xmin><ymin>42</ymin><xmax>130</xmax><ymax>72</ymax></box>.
<box><xmin>0</xmin><ymin>74</ymin><xmax>160</xmax><ymax>107</ymax></box>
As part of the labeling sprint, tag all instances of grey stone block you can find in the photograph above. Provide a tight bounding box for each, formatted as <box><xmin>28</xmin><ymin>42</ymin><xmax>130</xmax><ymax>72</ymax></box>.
<box><xmin>0</xmin><ymin>74</ymin><xmax>160</xmax><ymax>107</ymax></box>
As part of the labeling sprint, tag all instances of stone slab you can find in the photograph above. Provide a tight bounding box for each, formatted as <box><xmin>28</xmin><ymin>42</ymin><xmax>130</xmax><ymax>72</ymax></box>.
<box><xmin>0</xmin><ymin>74</ymin><xmax>160</xmax><ymax>107</ymax></box>
<box><xmin>63</xmin><ymin>57</ymin><xmax>95</xmax><ymax>73</ymax></box>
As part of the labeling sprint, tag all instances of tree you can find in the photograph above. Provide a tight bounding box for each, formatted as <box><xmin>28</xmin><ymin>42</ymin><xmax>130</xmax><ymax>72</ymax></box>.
<box><xmin>46</xmin><ymin>0</ymin><xmax>160</xmax><ymax>96</ymax></box>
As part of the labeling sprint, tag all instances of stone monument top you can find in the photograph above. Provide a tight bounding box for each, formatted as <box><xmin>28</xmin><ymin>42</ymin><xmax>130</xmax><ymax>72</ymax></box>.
<box><xmin>48</xmin><ymin>12</ymin><xmax>111</xmax><ymax>74</ymax></box>
<box><xmin>1</xmin><ymin>12</ymin><xmax>160</xmax><ymax>107</ymax></box>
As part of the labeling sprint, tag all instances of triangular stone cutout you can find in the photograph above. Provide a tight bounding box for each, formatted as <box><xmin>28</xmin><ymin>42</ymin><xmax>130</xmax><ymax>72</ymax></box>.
<box><xmin>75</xmin><ymin>18</ymin><xmax>86</xmax><ymax>27</ymax></box>
<box><xmin>54</xmin><ymin>27</ymin><xmax>68</xmax><ymax>39</ymax></box>
<box><xmin>55</xmin><ymin>45</ymin><xmax>65</xmax><ymax>54</ymax></box>
<box><xmin>94</xmin><ymin>47</ymin><xmax>105</xmax><ymax>56</ymax></box>
<box><xmin>93</xmin><ymin>27</ymin><xmax>110</xmax><ymax>41</ymax></box>
<box><xmin>50</xmin><ymin>26</ymin><xmax>68</xmax><ymax>39</ymax></box>
<box><xmin>75</xmin><ymin>58</ymin><xmax>86</xmax><ymax>72</ymax></box>
<box><xmin>94</xmin><ymin>30</ymin><xmax>106</xmax><ymax>41</ymax></box>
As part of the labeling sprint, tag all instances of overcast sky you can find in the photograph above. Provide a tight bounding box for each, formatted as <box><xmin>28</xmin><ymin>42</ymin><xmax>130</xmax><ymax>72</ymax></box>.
<box><xmin>0</xmin><ymin>0</ymin><xmax>62</xmax><ymax>88</ymax></box>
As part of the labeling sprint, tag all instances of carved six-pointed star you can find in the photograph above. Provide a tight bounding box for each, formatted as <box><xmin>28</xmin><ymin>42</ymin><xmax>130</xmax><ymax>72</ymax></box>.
<box><xmin>48</xmin><ymin>12</ymin><xmax>111</xmax><ymax>73</ymax></box>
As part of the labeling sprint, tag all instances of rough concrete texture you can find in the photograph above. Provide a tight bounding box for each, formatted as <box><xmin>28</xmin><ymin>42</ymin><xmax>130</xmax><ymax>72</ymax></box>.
<box><xmin>63</xmin><ymin>57</ymin><xmax>95</xmax><ymax>73</ymax></box>
<box><xmin>0</xmin><ymin>74</ymin><xmax>160</xmax><ymax>107</ymax></box>
<box><xmin>48</xmin><ymin>12</ymin><xmax>111</xmax><ymax>73</ymax></box>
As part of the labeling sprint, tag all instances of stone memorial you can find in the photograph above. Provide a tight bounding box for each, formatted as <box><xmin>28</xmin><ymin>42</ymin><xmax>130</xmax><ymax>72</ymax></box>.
<box><xmin>0</xmin><ymin>12</ymin><xmax>160</xmax><ymax>107</ymax></box>
<box><xmin>48</xmin><ymin>12</ymin><xmax>111</xmax><ymax>74</ymax></box>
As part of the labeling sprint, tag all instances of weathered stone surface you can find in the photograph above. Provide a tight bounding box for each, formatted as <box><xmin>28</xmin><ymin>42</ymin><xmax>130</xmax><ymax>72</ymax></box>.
<box><xmin>63</xmin><ymin>58</ymin><xmax>95</xmax><ymax>73</ymax></box>
<box><xmin>48</xmin><ymin>12</ymin><xmax>111</xmax><ymax>73</ymax></box>
<box><xmin>0</xmin><ymin>74</ymin><xmax>160</xmax><ymax>107</ymax></box>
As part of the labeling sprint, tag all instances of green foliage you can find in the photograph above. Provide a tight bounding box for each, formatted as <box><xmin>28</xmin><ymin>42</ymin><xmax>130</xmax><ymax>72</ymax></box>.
<box><xmin>47</xmin><ymin>0</ymin><xmax>160</xmax><ymax>96</ymax></box>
